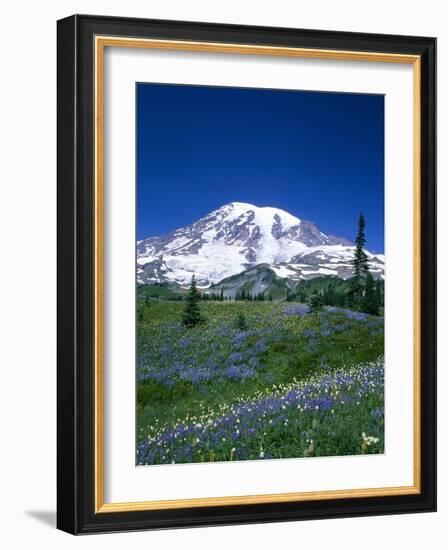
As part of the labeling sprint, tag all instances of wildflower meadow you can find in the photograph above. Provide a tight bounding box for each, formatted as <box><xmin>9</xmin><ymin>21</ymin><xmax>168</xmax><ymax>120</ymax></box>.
<box><xmin>136</xmin><ymin>298</ymin><xmax>384</xmax><ymax>465</ymax></box>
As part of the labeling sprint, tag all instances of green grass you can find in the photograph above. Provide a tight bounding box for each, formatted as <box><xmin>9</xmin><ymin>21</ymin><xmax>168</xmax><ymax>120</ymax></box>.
<box><xmin>137</xmin><ymin>301</ymin><xmax>383</xmax><ymax>426</ymax></box>
<box><xmin>138</xmin><ymin>284</ymin><xmax>185</xmax><ymax>301</ymax></box>
<box><xmin>136</xmin><ymin>300</ymin><xmax>384</xmax><ymax>464</ymax></box>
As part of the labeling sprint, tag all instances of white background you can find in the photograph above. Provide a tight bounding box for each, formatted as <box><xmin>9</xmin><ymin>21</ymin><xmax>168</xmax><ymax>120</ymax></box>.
<box><xmin>105</xmin><ymin>48</ymin><xmax>414</xmax><ymax>502</ymax></box>
<box><xmin>0</xmin><ymin>1</ymin><xmax>444</xmax><ymax>548</ymax></box>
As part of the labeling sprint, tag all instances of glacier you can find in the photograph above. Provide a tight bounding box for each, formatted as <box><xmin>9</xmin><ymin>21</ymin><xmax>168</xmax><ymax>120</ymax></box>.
<box><xmin>136</xmin><ymin>202</ymin><xmax>384</xmax><ymax>287</ymax></box>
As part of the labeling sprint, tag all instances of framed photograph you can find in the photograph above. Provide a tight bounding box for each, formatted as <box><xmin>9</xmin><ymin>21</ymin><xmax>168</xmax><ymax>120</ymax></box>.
<box><xmin>57</xmin><ymin>15</ymin><xmax>436</xmax><ymax>534</ymax></box>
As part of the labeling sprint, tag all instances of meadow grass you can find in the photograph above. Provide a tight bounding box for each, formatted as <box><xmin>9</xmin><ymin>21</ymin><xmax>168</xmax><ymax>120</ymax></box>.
<box><xmin>136</xmin><ymin>300</ymin><xmax>384</xmax><ymax>464</ymax></box>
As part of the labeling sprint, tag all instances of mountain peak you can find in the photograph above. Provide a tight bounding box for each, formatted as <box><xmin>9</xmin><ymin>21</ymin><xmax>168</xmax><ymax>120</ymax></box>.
<box><xmin>221</xmin><ymin>201</ymin><xmax>254</xmax><ymax>209</ymax></box>
<box><xmin>217</xmin><ymin>202</ymin><xmax>302</xmax><ymax>229</ymax></box>
<box><xmin>136</xmin><ymin>202</ymin><xmax>379</xmax><ymax>287</ymax></box>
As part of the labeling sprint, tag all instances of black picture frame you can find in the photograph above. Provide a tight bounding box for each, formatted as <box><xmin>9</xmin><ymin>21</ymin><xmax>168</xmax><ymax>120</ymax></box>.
<box><xmin>57</xmin><ymin>14</ymin><xmax>436</xmax><ymax>535</ymax></box>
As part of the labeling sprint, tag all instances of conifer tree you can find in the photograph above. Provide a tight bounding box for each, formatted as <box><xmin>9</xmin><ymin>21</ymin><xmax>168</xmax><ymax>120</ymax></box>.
<box><xmin>353</xmin><ymin>213</ymin><xmax>369</xmax><ymax>279</ymax></box>
<box><xmin>182</xmin><ymin>275</ymin><xmax>204</xmax><ymax>327</ymax></box>
<box><xmin>308</xmin><ymin>293</ymin><xmax>324</xmax><ymax>315</ymax></box>
<box><xmin>375</xmin><ymin>279</ymin><xmax>383</xmax><ymax>308</ymax></box>
<box><xmin>137</xmin><ymin>308</ymin><xmax>145</xmax><ymax>323</ymax></box>
<box><xmin>349</xmin><ymin>213</ymin><xmax>370</xmax><ymax>308</ymax></box>
<box><xmin>362</xmin><ymin>273</ymin><xmax>379</xmax><ymax>315</ymax></box>
<box><xmin>236</xmin><ymin>312</ymin><xmax>247</xmax><ymax>331</ymax></box>
<box><xmin>326</xmin><ymin>285</ymin><xmax>335</xmax><ymax>306</ymax></box>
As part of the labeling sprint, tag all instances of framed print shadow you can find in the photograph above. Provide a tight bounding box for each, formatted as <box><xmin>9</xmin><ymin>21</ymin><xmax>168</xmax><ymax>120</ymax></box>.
<box><xmin>57</xmin><ymin>15</ymin><xmax>436</xmax><ymax>534</ymax></box>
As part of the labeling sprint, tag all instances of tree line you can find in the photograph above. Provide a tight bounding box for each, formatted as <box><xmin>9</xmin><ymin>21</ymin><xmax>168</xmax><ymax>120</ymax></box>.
<box><xmin>301</xmin><ymin>213</ymin><xmax>383</xmax><ymax>315</ymax></box>
<box><xmin>153</xmin><ymin>212</ymin><xmax>384</xmax><ymax>328</ymax></box>
<box><xmin>200</xmin><ymin>289</ymin><xmax>273</xmax><ymax>301</ymax></box>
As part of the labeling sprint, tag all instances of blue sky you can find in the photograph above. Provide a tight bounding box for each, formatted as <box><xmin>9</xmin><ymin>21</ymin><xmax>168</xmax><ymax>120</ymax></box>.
<box><xmin>137</xmin><ymin>83</ymin><xmax>384</xmax><ymax>252</ymax></box>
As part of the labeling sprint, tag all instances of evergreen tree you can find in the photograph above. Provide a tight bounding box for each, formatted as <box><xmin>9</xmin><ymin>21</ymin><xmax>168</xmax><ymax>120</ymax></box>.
<box><xmin>375</xmin><ymin>279</ymin><xmax>383</xmax><ymax>308</ymax></box>
<box><xmin>137</xmin><ymin>308</ymin><xmax>145</xmax><ymax>323</ymax></box>
<box><xmin>353</xmin><ymin>213</ymin><xmax>369</xmax><ymax>279</ymax></box>
<box><xmin>340</xmin><ymin>291</ymin><xmax>348</xmax><ymax>308</ymax></box>
<box><xmin>220</xmin><ymin>289</ymin><xmax>224</xmax><ymax>301</ymax></box>
<box><xmin>348</xmin><ymin>276</ymin><xmax>363</xmax><ymax>309</ymax></box>
<box><xmin>308</xmin><ymin>293</ymin><xmax>324</xmax><ymax>315</ymax></box>
<box><xmin>182</xmin><ymin>275</ymin><xmax>204</xmax><ymax>327</ymax></box>
<box><xmin>349</xmin><ymin>213</ymin><xmax>370</xmax><ymax>308</ymax></box>
<box><xmin>326</xmin><ymin>286</ymin><xmax>335</xmax><ymax>306</ymax></box>
<box><xmin>362</xmin><ymin>273</ymin><xmax>379</xmax><ymax>315</ymax></box>
<box><xmin>235</xmin><ymin>312</ymin><xmax>247</xmax><ymax>331</ymax></box>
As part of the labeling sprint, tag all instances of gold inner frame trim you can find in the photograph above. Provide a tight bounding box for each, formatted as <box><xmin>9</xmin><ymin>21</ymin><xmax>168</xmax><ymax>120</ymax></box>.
<box><xmin>94</xmin><ymin>35</ymin><xmax>422</xmax><ymax>513</ymax></box>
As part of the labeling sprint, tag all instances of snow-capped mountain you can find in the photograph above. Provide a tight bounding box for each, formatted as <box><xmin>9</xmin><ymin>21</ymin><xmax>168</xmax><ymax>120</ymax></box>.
<box><xmin>137</xmin><ymin>202</ymin><xmax>384</xmax><ymax>287</ymax></box>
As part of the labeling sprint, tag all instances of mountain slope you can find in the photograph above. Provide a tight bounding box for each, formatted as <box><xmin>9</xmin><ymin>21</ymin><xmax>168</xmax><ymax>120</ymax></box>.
<box><xmin>209</xmin><ymin>267</ymin><xmax>363</xmax><ymax>301</ymax></box>
<box><xmin>209</xmin><ymin>264</ymin><xmax>291</xmax><ymax>299</ymax></box>
<box><xmin>137</xmin><ymin>202</ymin><xmax>384</xmax><ymax>287</ymax></box>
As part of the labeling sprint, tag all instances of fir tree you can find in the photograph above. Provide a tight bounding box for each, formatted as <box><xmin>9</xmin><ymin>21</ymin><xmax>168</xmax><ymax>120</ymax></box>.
<box><xmin>362</xmin><ymin>273</ymin><xmax>379</xmax><ymax>315</ymax></box>
<box><xmin>349</xmin><ymin>213</ymin><xmax>370</xmax><ymax>308</ymax></box>
<box><xmin>137</xmin><ymin>308</ymin><xmax>145</xmax><ymax>323</ymax></box>
<box><xmin>182</xmin><ymin>275</ymin><xmax>204</xmax><ymax>327</ymax></box>
<box><xmin>353</xmin><ymin>213</ymin><xmax>369</xmax><ymax>279</ymax></box>
<box><xmin>235</xmin><ymin>312</ymin><xmax>247</xmax><ymax>331</ymax></box>
<box><xmin>326</xmin><ymin>285</ymin><xmax>336</xmax><ymax>306</ymax></box>
<box><xmin>375</xmin><ymin>279</ymin><xmax>383</xmax><ymax>308</ymax></box>
<box><xmin>308</xmin><ymin>293</ymin><xmax>324</xmax><ymax>315</ymax></box>
<box><xmin>348</xmin><ymin>276</ymin><xmax>363</xmax><ymax>309</ymax></box>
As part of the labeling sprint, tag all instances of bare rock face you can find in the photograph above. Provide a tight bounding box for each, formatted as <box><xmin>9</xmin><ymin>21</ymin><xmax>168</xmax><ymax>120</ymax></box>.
<box><xmin>137</xmin><ymin>202</ymin><xmax>384</xmax><ymax>287</ymax></box>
